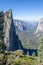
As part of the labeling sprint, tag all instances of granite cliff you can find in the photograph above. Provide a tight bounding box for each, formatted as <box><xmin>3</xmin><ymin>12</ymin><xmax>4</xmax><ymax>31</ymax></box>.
<box><xmin>4</xmin><ymin>9</ymin><xmax>13</xmax><ymax>50</ymax></box>
<box><xmin>35</xmin><ymin>18</ymin><xmax>43</xmax><ymax>33</ymax></box>
<box><xmin>3</xmin><ymin>9</ymin><xmax>22</xmax><ymax>51</ymax></box>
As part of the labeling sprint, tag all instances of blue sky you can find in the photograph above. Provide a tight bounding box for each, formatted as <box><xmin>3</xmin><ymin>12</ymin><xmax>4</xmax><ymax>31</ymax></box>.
<box><xmin>0</xmin><ymin>0</ymin><xmax>43</xmax><ymax>21</ymax></box>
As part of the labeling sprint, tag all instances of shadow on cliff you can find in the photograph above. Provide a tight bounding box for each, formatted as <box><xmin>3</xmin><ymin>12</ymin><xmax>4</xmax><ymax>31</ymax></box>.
<box><xmin>9</xmin><ymin>20</ymin><xmax>23</xmax><ymax>51</ymax></box>
<box><xmin>9</xmin><ymin>20</ymin><xmax>38</xmax><ymax>56</ymax></box>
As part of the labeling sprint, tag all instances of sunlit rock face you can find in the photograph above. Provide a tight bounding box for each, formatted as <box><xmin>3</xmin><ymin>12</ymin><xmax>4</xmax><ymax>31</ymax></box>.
<box><xmin>34</xmin><ymin>18</ymin><xmax>43</xmax><ymax>35</ymax></box>
<box><xmin>14</xmin><ymin>20</ymin><xmax>25</xmax><ymax>31</ymax></box>
<box><xmin>4</xmin><ymin>9</ymin><xmax>22</xmax><ymax>51</ymax></box>
<box><xmin>15</xmin><ymin>21</ymin><xmax>23</xmax><ymax>31</ymax></box>
<box><xmin>4</xmin><ymin>9</ymin><xmax>15</xmax><ymax>50</ymax></box>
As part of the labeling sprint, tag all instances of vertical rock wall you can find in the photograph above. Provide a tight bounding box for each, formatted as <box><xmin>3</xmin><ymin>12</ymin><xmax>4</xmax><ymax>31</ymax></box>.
<box><xmin>34</xmin><ymin>18</ymin><xmax>43</xmax><ymax>34</ymax></box>
<box><xmin>4</xmin><ymin>9</ymin><xmax>14</xmax><ymax>50</ymax></box>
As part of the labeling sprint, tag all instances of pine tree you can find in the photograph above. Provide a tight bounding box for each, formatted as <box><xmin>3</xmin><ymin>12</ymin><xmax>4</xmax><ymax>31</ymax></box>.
<box><xmin>32</xmin><ymin>52</ymin><xmax>36</xmax><ymax>57</ymax></box>
<box><xmin>38</xmin><ymin>38</ymin><xmax>43</xmax><ymax>64</ymax></box>
<box><xmin>0</xmin><ymin>11</ymin><xmax>6</xmax><ymax>52</ymax></box>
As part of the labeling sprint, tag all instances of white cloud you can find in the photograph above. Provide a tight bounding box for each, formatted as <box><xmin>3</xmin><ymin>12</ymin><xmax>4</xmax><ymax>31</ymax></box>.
<box><xmin>13</xmin><ymin>16</ymin><xmax>42</xmax><ymax>22</ymax></box>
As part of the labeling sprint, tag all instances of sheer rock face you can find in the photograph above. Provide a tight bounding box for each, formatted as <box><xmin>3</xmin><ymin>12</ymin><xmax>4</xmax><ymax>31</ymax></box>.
<box><xmin>14</xmin><ymin>21</ymin><xmax>24</xmax><ymax>31</ymax></box>
<box><xmin>34</xmin><ymin>18</ymin><xmax>43</xmax><ymax>35</ymax></box>
<box><xmin>4</xmin><ymin>9</ymin><xmax>15</xmax><ymax>50</ymax></box>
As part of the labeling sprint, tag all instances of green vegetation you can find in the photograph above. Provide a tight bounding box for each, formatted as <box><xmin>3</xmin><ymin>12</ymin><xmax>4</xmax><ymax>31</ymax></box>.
<box><xmin>16</xmin><ymin>29</ymin><xmax>40</xmax><ymax>49</ymax></box>
<box><xmin>0</xmin><ymin>50</ymin><xmax>38</xmax><ymax>65</ymax></box>
<box><xmin>0</xmin><ymin>12</ymin><xmax>43</xmax><ymax>65</ymax></box>
<box><xmin>38</xmin><ymin>38</ymin><xmax>43</xmax><ymax>65</ymax></box>
<box><xmin>0</xmin><ymin>12</ymin><xmax>6</xmax><ymax>52</ymax></box>
<box><xmin>0</xmin><ymin>31</ymin><xmax>43</xmax><ymax>65</ymax></box>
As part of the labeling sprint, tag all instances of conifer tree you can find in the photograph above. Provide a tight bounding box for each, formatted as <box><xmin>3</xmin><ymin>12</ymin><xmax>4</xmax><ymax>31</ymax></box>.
<box><xmin>0</xmin><ymin>12</ymin><xmax>6</xmax><ymax>52</ymax></box>
<box><xmin>38</xmin><ymin>38</ymin><xmax>43</xmax><ymax>64</ymax></box>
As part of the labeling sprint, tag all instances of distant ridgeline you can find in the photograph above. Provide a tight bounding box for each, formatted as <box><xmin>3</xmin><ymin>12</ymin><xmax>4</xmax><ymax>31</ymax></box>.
<box><xmin>0</xmin><ymin>9</ymin><xmax>38</xmax><ymax>56</ymax></box>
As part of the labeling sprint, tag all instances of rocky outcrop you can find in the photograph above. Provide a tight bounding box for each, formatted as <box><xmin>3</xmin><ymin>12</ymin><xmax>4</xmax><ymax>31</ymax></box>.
<box><xmin>34</xmin><ymin>18</ymin><xmax>43</xmax><ymax>35</ymax></box>
<box><xmin>4</xmin><ymin>9</ymin><xmax>13</xmax><ymax>50</ymax></box>
<box><xmin>14</xmin><ymin>20</ymin><xmax>26</xmax><ymax>31</ymax></box>
<box><xmin>4</xmin><ymin>9</ymin><xmax>19</xmax><ymax>51</ymax></box>
<box><xmin>4</xmin><ymin>9</ymin><xmax>23</xmax><ymax>51</ymax></box>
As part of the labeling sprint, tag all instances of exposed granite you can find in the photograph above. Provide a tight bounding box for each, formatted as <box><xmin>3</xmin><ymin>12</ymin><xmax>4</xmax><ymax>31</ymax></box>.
<box><xmin>4</xmin><ymin>9</ymin><xmax>14</xmax><ymax>50</ymax></box>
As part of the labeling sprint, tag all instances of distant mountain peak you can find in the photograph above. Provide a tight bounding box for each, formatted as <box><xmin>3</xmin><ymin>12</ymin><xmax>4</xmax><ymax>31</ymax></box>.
<box><xmin>34</xmin><ymin>18</ymin><xmax>43</xmax><ymax>34</ymax></box>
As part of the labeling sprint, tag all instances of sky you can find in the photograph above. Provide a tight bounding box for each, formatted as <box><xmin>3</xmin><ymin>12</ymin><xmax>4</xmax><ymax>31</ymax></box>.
<box><xmin>0</xmin><ymin>0</ymin><xmax>43</xmax><ymax>22</ymax></box>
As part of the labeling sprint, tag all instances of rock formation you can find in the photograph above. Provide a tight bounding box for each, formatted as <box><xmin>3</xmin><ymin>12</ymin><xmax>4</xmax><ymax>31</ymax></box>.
<box><xmin>4</xmin><ymin>9</ymin><xmax>19</xmax><ymax>51</ymax></box>
<box><xmin>4</xmin><ymin>9</ymin><xmax>23</xmax><ymax>51</ymax></box>
<box><xmin>14</xmin><ymin>20</ymin><xmax>26</xmax><ymax>31</ymax></box>
<box><xmin>34</xmin><ymin>18</ymin><xmax>43</xmax><ymax>35</ymax></box>
<box><xmin>4</xmin><ymin>9</ymin><xmax>13</xmax><ymax>50</ymax></box>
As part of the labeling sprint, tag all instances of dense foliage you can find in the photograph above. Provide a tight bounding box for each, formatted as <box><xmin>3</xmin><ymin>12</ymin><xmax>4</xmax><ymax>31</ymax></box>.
<box><xmin>38</xmin><ymin>38</ymin><xmax>43</xmax><ymax>65</ymax></box>
<box><xmin>0</xmin><ymin>50</ymin><xmax>38</xmax><ymax>65</ymax></box>
<box><xmin>0</xmin><ymin>12</ymin><xmax>6</xmax><ymax>52</ymax></box>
